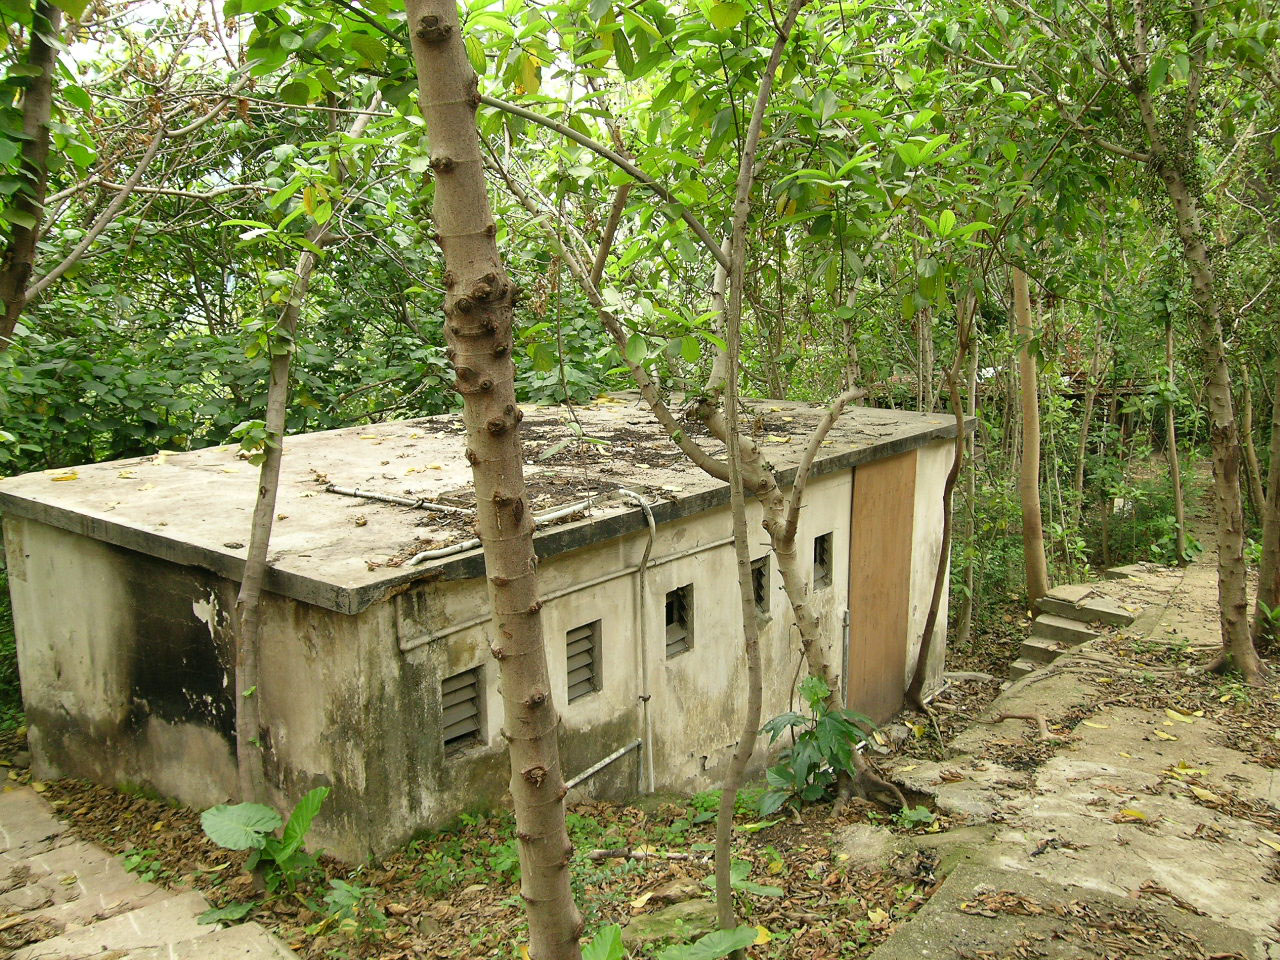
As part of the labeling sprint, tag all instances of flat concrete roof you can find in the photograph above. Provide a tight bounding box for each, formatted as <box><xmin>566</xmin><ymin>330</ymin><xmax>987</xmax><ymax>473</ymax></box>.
<box><xmin>0</xmin><ymin>397</ymin><xmax>966</xmax><ymax>614</ymax></box>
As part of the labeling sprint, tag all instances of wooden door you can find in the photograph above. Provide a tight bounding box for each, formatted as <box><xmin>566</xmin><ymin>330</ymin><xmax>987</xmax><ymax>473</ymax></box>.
<box><xmin>847</xmin><ymin>451</ymin><xmax>917</xmax><ymax>723</ymax></box>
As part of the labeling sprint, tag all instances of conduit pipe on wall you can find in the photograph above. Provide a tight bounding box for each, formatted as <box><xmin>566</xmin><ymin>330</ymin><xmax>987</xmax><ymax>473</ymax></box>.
<box><xmin>564</xmin><ymin>738</ymin><xmax>643</xmax><ymax>790</ymax></box>
<box><xmin>616</xmin><ymin>489</ymin><xmax>658</xmax><ymax>793</ymax></box>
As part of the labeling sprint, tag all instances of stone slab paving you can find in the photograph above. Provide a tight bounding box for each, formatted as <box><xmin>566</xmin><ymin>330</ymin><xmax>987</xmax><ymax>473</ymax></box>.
<box><xmin>0</xmin><ymin>786</ymin><xmax>295</xmax><ymax>960</ymax></box>
<box><xmin>860</xmin><ymin>556</ymin><xmax>1280</xmax><ymax>959</ymax></box>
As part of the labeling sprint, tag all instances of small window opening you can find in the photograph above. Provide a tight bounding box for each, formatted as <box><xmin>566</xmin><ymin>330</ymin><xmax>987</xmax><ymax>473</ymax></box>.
<box><xmin>813</xmin><ymin>532</ymin><xmax>833</xmax><ymax>589</ymax></box>
<box><xmin>665</xmin><ymin>585</ymin><xmax>693</xmax><ymax>658</ymax></box>
<box><xmin>751</xmin><ymin>556</ymin><xmax>770</xmax><ymax>616</ymax></box>
<box><xmin>566</xmin><ymin>620</ymin><xmax>602</xmax><ymax>703</ymax></box>
<box><xmin>441</xmin><ymin>667</ymin><xmax>482</xmax><ymax>752</ymax></box>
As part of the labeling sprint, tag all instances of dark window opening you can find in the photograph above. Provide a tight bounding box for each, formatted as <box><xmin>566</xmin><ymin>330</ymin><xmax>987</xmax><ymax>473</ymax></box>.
<box><xmin>442</xmin><ymin>667</ymin><xmax>481</xmax><ymax>752</ymax></box>
<box><xmin>567</xmin><ymin>620</ymin><xmax>602</xmax><ymax>703</ymax></box>
<box><xmin>751</xmin><ymin>556</ymin><xmax>770</xmax><ymax>615</ymax></box>
<box><xmin>813</xmin><ymin>532</ymin><xmax>833</xmax><ymax>589</ymax></box>
<box><xmin>665</xmin><ymin>585</ymin><xmax>693</xmax><ymax>658</ymax></box>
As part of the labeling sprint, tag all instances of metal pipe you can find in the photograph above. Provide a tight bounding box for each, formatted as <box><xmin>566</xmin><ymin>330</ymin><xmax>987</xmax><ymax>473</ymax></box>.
<box><xmin>406</xmin><ymin>496</ymin><xmax>598</xmax><ymax>566</ymax></box>
<box><xmin>617</xmin><ymin>489</ymin><xmax>658</xmax><ymax>793</ymax></box>
<box><xmin>324</xmin><ymin>483</ymin><xmax>474</xmax><ymax>516</ymax></box>
<box><xmin>564</xmin><ymin>738</ymin><xmax>643</xmax><ymax>790</ymax></box>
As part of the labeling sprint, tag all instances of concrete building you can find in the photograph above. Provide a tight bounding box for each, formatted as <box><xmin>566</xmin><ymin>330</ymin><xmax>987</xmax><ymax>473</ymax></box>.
<box><xmin>0</xmin><ymin>399</ymin><xmax>963</xmax><ymax>860</ymax></box>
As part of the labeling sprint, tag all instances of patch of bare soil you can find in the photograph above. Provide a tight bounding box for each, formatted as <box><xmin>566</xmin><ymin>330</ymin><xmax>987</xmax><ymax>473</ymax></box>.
<box><xmin>946</xmin><ymin>598</ymin><xmax>1033</xmax><ymax>677</ymax></box>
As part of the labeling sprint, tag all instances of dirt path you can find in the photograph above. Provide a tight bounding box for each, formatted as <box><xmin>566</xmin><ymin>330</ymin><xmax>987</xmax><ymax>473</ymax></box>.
<box><xmin>0</xmin><ymin>785</ymin><xmax>295</xmax><ymax>960</ymax></box>
<box><xmin>862</xmin><ymin>555</ymin><xmax>1280</xmax><ymax>959</ymax></box>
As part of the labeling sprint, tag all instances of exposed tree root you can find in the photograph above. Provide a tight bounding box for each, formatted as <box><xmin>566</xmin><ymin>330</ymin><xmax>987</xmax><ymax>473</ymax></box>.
<box><xmin>976</xmin><ymin>711</ymin><xmax>1065</xmax><ymax>742</ymax></box>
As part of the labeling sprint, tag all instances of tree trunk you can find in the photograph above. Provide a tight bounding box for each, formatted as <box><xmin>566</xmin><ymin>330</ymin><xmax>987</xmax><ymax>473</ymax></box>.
<box><xmin>955</xmin><ymin>337</ymin><xmax>979</xmax><ymax>647</ymax></box>
<box><xmin>1252</xmin><ymin>355</ymin><xmax>1280</xmax><ymax>649</ymax></box>
<box><xmin>1166</xmin><ymin>317</ymin><xmax>1188</xmax><ymax>564</ymax></box>
<box><xmin>1014</xmin><ymin>267</ymin><xmax>1049</xmax><ymax>604</ymax></box>
<box><xmin>232</xmin><ymin>104</ymin><xmax>376</xmax><ymax>803</ymax></box>
<box><xmin>906</xmin><ymin>295</ymin><xmax>972</xmax><ymax>707</ymax></box>
<box><xmin>1158</xmin><ymin>162</ymin><xmax>1261</xmax><ymax>682</ymax></box>
<box><xmin>1242</xmin><ymin>377</ymin><xmax>1266</xmax><ymax>523</ymax></box>
<box><xmin>406</xmin><ymin>4</ymin><xmax>583</xmax><ymax>956</ymax></box>
<box><xmin>0</xmin><ymin>1</ymin><xmax>60</xmax><ymax>350</ymax></box>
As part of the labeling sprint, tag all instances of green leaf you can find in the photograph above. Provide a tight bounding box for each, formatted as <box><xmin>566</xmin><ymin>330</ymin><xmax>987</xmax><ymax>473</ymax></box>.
<box><xmin>656</xmin><ymin>927</ymin><xmax>758</xmax><ymax>960</ymax></box>
<box><xmin>50</xmin><ymin>0</ymin><xmax>89</xmax><ymax>17</ymax></box>
<box><xmin>582</xmin><ymin>924</ymin><xmax>625</xmax><ymax>960</ymax></box>
<box><xmin>937</xmin><ymin>209</ymin><xmax>956</xmax><ymax>237</ymax></box>
<box><xmin>197</xmin><ymin>901</ymin><xmax>255</xmax><ymax>925</ymax></box>
<box><xmin>1148</xmin><ymin>55</ymin><xmax>1169</xmax><ymax>91</ymax></box>
<box><xmin>0</xmin><ymin>139</ymin><xmax>18</xmax><ymax>165</ymax></box>
<box><xmin>278</xmin><ymin>81</ymin><xmax>311</xmax><ymax>105</ymax></box>
<box><xmin>201</xmin><ymin>803</ymin><xmax>282</xmax><ymax>851</ymax></box>
<box><xmin>624</xmin><ymin>332</ymin><xmax>648</xmax><ymax>365</ymax></box>
<box><xmin>706</xmin><ymin>1</ymin><xmax>745</xmax><ymax>30</ymax></box>
<box><xmin>465</xmin><ymin>36</ymin><xmax>486</xmax><ymax>76</ymax></box>
<box><xmin>588</xmin><ymin>0</ymin><xmax>612</xmax><ymax>21</ymax></box>
<box><xmin>62</xmin><ymin>84</ymin><xmax>92</xmax><ymax>112</ymax></box>
<box><xmin>279</xmin><ymin>787</ymin><xmax>329</xmax><ymax>860</ymax></box>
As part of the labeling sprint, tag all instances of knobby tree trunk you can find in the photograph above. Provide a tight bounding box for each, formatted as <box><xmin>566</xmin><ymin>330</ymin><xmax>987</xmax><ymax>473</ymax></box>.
<box><xmin>407</xmin><ymin>4</ymin><xmax>583</xmax><ymax>957</ymax></box>
<box><xmin>0</xmin><ymin>1</ymin><xmax>60</xmax><ymax>350</ymax></box>
<box><xmin>1014</xmin><ymin>267</ymin><xmax>1049</xmax><ymax>604</ymax></box>
<box><xmin>1165</xmin><ymin>317</ymin><xmax>1188</xmax><ymax>564</ymax></box>
<box><xmin>1253</xmin><ymin>356</ymin><xmax>1280</xmax><ymax>649</ymax></box>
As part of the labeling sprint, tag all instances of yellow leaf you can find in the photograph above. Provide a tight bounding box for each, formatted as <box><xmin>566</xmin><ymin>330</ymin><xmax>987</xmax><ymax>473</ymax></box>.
<box><xmin>1119</xmin><ymin>808</ymin><xmax>1147</xmax><ymax>820</ymax></box>
<box><xmin>50</xmin><ymin>471</ymin><xmax>78</xmax><ymax>482</ymax></box>
<box><xmin>1190</xmin><ymin>786</ymin><xmax>1222</xmax><ymax>803</ymax></box>
<box><xmin>117</xmin><ymin>469</ymin><xmax>136</xmax><ymax>479</ymax></box>
<box><xmin>867</xmin><ymin>907</ymin><xmax>889</xmax><ymax>923</ymax></box>
<box><xmin>1097</xmin><ymin>677</ymin><xmax>1114</xmax><ymax>683</ymax></box>
<box><xmin>1119</xmin><ymin>751</ymin><xmax>1133</xmax><ymax>758</ymax></box>
<box><xmin>630</xmin><ymin>891</ymin><xmax>653</xmax><ymax>910</ymax></box>
<box><xmin>898</xmin><ymin>763</ymin><xmax>918</xmax><ymax>772</ymax></box>
<box><xmin>1082</xmin><ymin>721</ymin><xmax>1109</xmax><ymax>729</ymax></box>
<box><xmin>519</xmin><ymin>54</ymin><xmax>542</xmax><ymax>95</ymax></box>
<box><xmin>754</xmin><ymin>925</ymin><xmax>772</xmax><ymax>945</ymax></box>
<box><xmin>519</xmin><ymin>947</ymin><xmax>530</xmax><ymax>960</ymax></box>
<box><xmin>31</xmin><ymin>781</ymin><xmax>46</xmax><ymax>792</ymax></box>
<box><xmin>302</xmin><ymin>185</ymin><xmax>315</xmax><ymax>215</ymax></box>
<box><xmin>1259</xmin><ymin>837</ymin><xmax>1280</xmax><ymax>853</ymax></box>
<box><xmin>1154</xmin><ymin>730</ymin><xmax>1179</xmax><ymax>741</ymax></box>
<box><xmin>1165</xmin><ymin>708</ymin><xmax>1194</xmax><ymax>724</ymax></box>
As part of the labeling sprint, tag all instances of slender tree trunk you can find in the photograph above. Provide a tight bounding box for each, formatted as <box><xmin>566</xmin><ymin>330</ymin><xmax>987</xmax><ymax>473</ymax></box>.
<box><xmin>955</xmin><ymin>337</ymin><xmax>979</xmax><ymax>646</ymax></box>
<box><xmin>1158</xmin><ymin>162</ymin><xmax>1261</xmax><ymax>682</ymax></box>
<box><xmin>0</xmin><ymin>1</ymin><xmax>60</xmax><ymax>351</ymax></box>
<box><xmin>1252</xmin><ymin>356</ymin><xmax>1280</xmax><ymax>649</ymax></box>
<box><xmin>906</xmin><ymin>296</ymin><xmax>973</xmax><ymax>707</ymax></box>
<box><xmin>233</xmin><ymin>105</ymin><xmax>376</xmax><ymax>802</ymax></box>
<box><xmin>1242</xmin><ymin>378</ymin><xmax>1266</xmax><ymax>522</ymax></box>
<box><xmin>1166</xmin><ymin>318</ymin><xmax>1188</xmax><ymax>564</ymax></box>
<box><xmin>407</xmin><ymin>5</ymin><xmax>582</xmax><ymax>957</ymax></box>
<box><xmin>1014</xmin><ymin>267</ymin><xmax>1049</xmax><ymax>604</ymax></box>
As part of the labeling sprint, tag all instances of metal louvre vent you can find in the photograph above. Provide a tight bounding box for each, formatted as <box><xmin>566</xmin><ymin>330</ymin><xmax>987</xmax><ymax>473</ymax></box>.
<box><xmin>752</xmin><ymin>556</ymin><xmax>769</xmax><ymax>615</ymax></box>
<box><xmin>566</xmin><ymin>621</ymin><xmax>601</xmax><ymax>703</ymax></box>
<box><xmin>813</xmin><ymin>532</ymin><xmax>833</xmax><ymax>589</ymax></box>
<box><xmin>442</xmin><ymin>668</ymin><xmax>481</xmax><ymax>751</ymax></box>
<box><xmin>665</xmin><ymin>585</ymin><xmax>692</xmax><ymax>658</ymax></box>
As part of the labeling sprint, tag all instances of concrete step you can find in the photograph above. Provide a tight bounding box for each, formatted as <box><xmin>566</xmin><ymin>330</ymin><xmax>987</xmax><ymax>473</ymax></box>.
<box><xmin>1018</xmin><ymin>635</ymin><xmax>1070</xmax><ymax>664</ymax></box>
<box><xmin>10</xmin><ymin>891</ymin><xmax>213</xmax><ymax>960</ymax></box>
<box><xmin>865</xmin><ymin>862</ymin><xmax>1262</xmax><ymax>959</ymax></box>
<box><xmin>128</xmin><ymin>922</ymin><xmax>296</xmax><ymax>960</ymax></box>
<box><xmin>1007</xmin><ymin>658</ymin><xmax>1038</xmax><ymax>680</ymax></box>
<box><xmin>0</xmin><ymin>787</ymin><xmax>70</xmax><ymax>858</ymax></box>
<box><xmin>3</xmin><ymin>839</ymin><xmax>171</xmax><ymax>926</ymax></box>
<box><xmin>1029</xmin><ymin>613</ymin><xmax>1099</xmax><ymax>646</ymax></box>
<box><xmin>1039</xmin><ymin>592</ymin><xmax>1135</xmax><ymax>627</ymax></box>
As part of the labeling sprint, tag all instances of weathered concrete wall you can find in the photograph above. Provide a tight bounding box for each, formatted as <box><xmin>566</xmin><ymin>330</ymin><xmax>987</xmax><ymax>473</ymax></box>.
<box><xmin>3</xmin><ymin>444</ymin><xmax>951</xmax><ymax>860</ymax></box>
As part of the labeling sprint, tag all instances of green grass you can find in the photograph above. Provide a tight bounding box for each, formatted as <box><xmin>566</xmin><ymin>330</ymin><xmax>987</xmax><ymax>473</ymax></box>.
<box><xmin>0</xmin><ymin>567</ymin><xmax>22</xmax><ymax>730</ymax></box>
